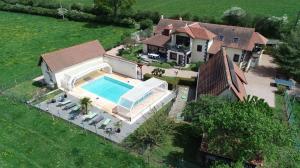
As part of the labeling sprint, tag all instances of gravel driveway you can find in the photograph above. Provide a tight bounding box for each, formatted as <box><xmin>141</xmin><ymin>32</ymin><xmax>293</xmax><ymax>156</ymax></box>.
<box><xmin>244</xmin><ymin>54</ymin><xmax>277</xmax><ymax>107</ymax></box>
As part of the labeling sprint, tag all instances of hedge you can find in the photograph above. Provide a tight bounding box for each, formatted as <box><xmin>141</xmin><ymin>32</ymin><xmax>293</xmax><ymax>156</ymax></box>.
<box><xmin>0</xmin><ymin>1</ymin><xmax>136</xmax><ymax>27</ymax></box>
<box><xmin>143</xmin><ymin>73</ymin><xmax>197</xmax><ymax>90</ymax></box>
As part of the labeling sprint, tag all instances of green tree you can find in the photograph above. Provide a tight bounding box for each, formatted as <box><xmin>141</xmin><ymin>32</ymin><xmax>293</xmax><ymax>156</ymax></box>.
<box><xmin>80</xmin><ymin>97</ymin><xmax>92</xmax><ymax>114</ymax></box>
<box><xmin>124</xmin><ymin>106</ymin><xmax>175</xmax><ymax>153</ymax></box>
<box><xmin>253</xmin><ymin>15</ymin><xmax>289</xmax><ymax>38</ymax></box>
<box><xmin>221</xmin><ymin>7</ymin><xmax>248</xmax><ymax>26</ymax></box>
<box><xmin>182</xmin><ymin>96</ymin><xmax>298</xmax><ymax>165</ymax></box>
<box><xmin>273</xmin><ymin>27</ymin><xmax>300</xmax><ymax>81</ymax></box>
<box><xmin>94</xmin><ymin>0</ymin><xmax>136</xmax><ymax>17</ymax></box>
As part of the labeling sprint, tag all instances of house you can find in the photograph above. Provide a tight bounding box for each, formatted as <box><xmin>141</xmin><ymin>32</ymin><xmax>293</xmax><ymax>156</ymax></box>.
<box><xmin>142</xmin><ymin>18</ymin><xmax>268</xmax><ymax>70</ymax></box>
<box><xmin>39</xmin><ymin>40</ymin><xmax>138</xmax><ymax>89</ymax></box>
<box><xmin>196</xmin><ymin>48</ymin><xmax>247</xmax><ymax>101</ymax></box>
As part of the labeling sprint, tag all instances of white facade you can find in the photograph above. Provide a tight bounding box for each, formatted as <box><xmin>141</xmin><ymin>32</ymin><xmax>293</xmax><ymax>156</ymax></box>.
<box><xmin>225</xmin><ymin>47</ymin><xmax>243</xmax><ymax>64</ymax></box>
<box><xmin>190</xmin><ymin>39</ymin><xmax>209</xmax><ymax>62</ymax></box>
<box><xmin>41</xmin><ymin>55</ymin><xmax>138</xmax><ymax>89</ymax></box>
<box><xmin>104</xmin><ymin>54</ymin><xmax>138</xmax><ymax>79</ymax></box>
<box><xmin>41</xmin><ymin>61</ymin><xmax>56</xmax><ymax>86</ymax></box>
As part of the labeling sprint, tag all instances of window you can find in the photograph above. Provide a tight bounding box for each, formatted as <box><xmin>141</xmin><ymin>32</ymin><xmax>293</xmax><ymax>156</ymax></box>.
<box><xmin>233</xmin><ymin>37</ymin><xmax>239</xmax><ymax>43</ymax></box>
<box><xmin>176</xmin><ymin>35</ymin><xmax>190</xmax><ymax>46</ymax></box>
<box><xmin>170</xmin><ymin>52</ymin><xmax>177</xmax><ymax>60</ymax></box>
<box><xmin>233</xmin><ymin>54</ymin><xmax>240</xmax><ymax>62</ymax></box>
<box><xmin>197</xmin><ymin>45</ymin><xmax>202</xmax><ymax>52</ymax></box>
<box><xmin>219</xmin><ymin>35</ymin><xmax>224</xmax><ymax>41</ymax></box>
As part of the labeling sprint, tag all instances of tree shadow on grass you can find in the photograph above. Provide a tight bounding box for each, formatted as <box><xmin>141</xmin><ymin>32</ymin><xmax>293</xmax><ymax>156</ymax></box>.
<box><xmin>83</xmin><ymin>22</ymin><xmax>110</xmax><ymax>29</ymax></box>
<box><xmin>163</xmin><ymin>123</ymin><xmax>202</xmax><ymax>167</ymax></box>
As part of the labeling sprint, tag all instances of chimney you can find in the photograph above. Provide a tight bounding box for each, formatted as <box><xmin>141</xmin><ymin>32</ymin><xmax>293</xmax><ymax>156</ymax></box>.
<box><xmin>179</xmin><ymin>17</ymin><xmax>182</xmax><ymax>21</ymax></box>
<box><xmin>161</xmin><ymin>15</ymin><xmax>164</xmax><ymax>19</ymax></box>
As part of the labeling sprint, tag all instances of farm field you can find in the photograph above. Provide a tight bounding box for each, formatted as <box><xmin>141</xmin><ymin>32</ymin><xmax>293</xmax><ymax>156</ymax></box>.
<box><xmin>0</xmin><ymin>11</ymin><xmax>132</xmax><ymax>89</ymax></box>
<box><xmin>54</xmin><ymin>0</ymin><xmax>299</xmax><ymax>20</ymax></box>
<box><xmin>134</xmin><ymin>0</ymin><xmax>300</xmax><ymax>19</ymax></box>
<box><xmin>0</xmin><ymin>96</ymin><xmax>147</xmax><ymax>167</ymax></box>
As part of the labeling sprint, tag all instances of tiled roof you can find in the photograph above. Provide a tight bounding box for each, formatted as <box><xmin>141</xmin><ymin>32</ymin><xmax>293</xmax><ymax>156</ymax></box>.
<box><xmin>197</xmin><ymin>48</ymin><xmax>247</xmax><ymax>101</ymax></box>
<box><xmin>40</xmin><ymin>40</ymin><xmax>105</xmax><ymax>73</ymax></box>
<box><xmin>155</xmin><ymin>19</ymin><xmax>268</xmax><ymax>51</ymax></box>
<box><xmin>141</xmin><ymin>34</ymin><xmax>170</xmax><ymax>47</ymax></box>
<box><xmin>208</xmin><ymin>40</ymin><xmax>223</xmax><ymax>54</ymax></box>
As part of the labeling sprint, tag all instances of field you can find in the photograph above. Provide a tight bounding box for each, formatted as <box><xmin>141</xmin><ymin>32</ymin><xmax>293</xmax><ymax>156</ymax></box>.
<box><xmin>54</xmin><ymin>0</ymin><xmax>299</xmax><ymax>20</ymax></box>
<box><xmin>0</xmin><ymin>11</ymin><xmax>132</xmax><ymax>89</ymax></box>
<box><xmin>134</xmin><ymin>0</ymin><xmax>300</xmax><ymax>20</ymax></box>
<box><xmin>0</xmin><ymin>96</ymin><xmax>147</xmax><ymax>167</ymax></box>
<box><xmin>0</xmin><ymin>11</ymin><xmax>148</xmax><ymax>167</ymax></box>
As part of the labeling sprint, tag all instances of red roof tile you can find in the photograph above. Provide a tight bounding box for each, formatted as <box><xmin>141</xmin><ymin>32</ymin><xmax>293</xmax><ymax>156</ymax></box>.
<box><xmin>142</xmin><ymin>35</ymin><xmax>170</xmax><ymax>47</ymax></box>
<box><xmin>208</xmin><ymin>40</ymin><xmax>223</xmax><ymax>54</ymax></box>
<box><xmin>197</xmin><ymin>48</ymin><xmax>247</xmax><ymax>101</ymax></box>
<box><xmin>40</xmin><ymin>40</ymin><xmax>105</xmax><ymax>73</ymax></box>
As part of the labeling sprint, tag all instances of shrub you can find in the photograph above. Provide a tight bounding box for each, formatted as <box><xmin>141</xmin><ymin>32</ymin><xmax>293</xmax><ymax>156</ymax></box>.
<box><xmin>182</xmin><ymin>12</ymin><xmax>192</xmax><ymax>20</ymax></box>
<box><xmin>276</xmin><ymin>85</ymin><xmax>287</xmax><ymax>95</ymax></box>
<box><xmin>70</xmin><ymin>2</ymin><xmax>83</xmax><ymax>11</ymax></box>
<box><xmin>134</xmin><ymin>10</ymin><xmax>160</xmax><ymax>23</ymax></box>
<box><xmin>119</xmin><ymin>17</ymin><xmax>135</xmax><ymax>28</ymax></box>
<box><xmin>222</xmin><ymin>7</ymin><xmax>247</xmax><ymax>26</ymax></box>
<box><xmin>178</xmin><ymin>77</ymin><xmax>197</xmax><ymax>86</ymax></box>
<box><xmin>66</xmin><ymin>10</ymin><xmax>96</xmax><ymax>22</ymax></box>
<box><xmin>139</xmin><ymin>19</ymin><xmax>153</xmax><ymax>30</ymax></box>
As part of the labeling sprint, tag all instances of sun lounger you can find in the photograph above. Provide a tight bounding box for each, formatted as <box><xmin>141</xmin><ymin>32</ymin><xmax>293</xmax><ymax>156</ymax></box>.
<box><xmin>88</xmin><ymin>115</ymin><xmax>104</xmax><ymax>125</ymax></box>
<box><xmin>99</xmin><ymin>118</ymin><xmax>111</xmax><ymax>128</ymax></box>
<box><xmin>70</xmin><ymin>105</ymin><xmax>81</xmax><ymax>112</ymax></box>
<box><xmin>56</xmin><ymin>100</ymin><xmax>71</xmax><ymax>107</ymax></box>
<box><xmin>82</xmin><ymin>112</ymin><xmax>97</xmax><ymax>121</ymax></box>
<box><xmin>63</xmin><ymin>103</ymin><xmax>77</xmax><ymax>110</ymax></box>
<box><xmin>57</xmin><ymin>95</ymin><xmax>65</xmax><ymax>102</ymax></box>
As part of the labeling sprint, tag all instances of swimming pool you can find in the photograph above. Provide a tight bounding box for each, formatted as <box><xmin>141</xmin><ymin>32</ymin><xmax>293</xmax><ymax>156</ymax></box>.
<box><xmin>81</xmin><ymin>76</ymin><xmax>133</xmax><ymax>103</ymax></box>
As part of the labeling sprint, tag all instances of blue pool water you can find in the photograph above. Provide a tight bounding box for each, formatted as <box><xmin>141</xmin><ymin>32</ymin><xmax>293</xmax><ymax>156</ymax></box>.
<box><xmin>81</xmin><ymin>76</ymin><xmax>133</xmax><ymax>103</ymax></box>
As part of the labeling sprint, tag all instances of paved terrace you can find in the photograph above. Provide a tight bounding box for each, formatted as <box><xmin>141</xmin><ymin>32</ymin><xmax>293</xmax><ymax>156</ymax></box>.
<box><xmin>35</xmin><ymin>92</ymin><xmax>175</xmax><ymax>143</ymax></box>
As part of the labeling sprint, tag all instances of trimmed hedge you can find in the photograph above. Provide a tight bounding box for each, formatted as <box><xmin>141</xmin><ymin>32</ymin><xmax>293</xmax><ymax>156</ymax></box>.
<box><xmin>143</xmin><ymin>73</ymin><xmax>197</xmax><ymax>90</ymax></box>
<box><xmin>0</xmin><ymin>1</ymin><xmax>136</xmax><ymax>27</ymax></box>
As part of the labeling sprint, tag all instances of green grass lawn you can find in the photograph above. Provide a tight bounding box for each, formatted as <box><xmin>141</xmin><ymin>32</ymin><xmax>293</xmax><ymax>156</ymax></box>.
<box><xmin>0</xmin><ymin>96</ymin><xmax>147</xmax><ymax>167</ymax></box>
<box><xmin>134</xmin><ymin>0</ymin><xmax>300</xmax><ymax>20</ymax></box>
<box><xmin>29</xmin><ymin>0</ymin><xmax>299</xmax><ymax>20</ymax></box>
<box><xmin>0</xmin><ymin>11</ymin><xmax>133</xmax><ymax>89</ymax></box>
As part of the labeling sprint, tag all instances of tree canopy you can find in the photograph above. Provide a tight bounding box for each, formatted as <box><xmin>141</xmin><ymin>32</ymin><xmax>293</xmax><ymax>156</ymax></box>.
<box><xmin>273</xmin><ymin>27</ymin><xmax>300</xmax><ymax>81</ymax></box>
<box><xmin>221</xmin><ymin>7</ymin><xmax>247</xmax><ymax>26</ymax></box>
<box><xmin>182</xmin><ymin>96</ymin><xmax>299</xmax><ymax>166</ymax></box>
<box><xmin>93</xmin><ymin>0</ymin><xmax>136</xmax><ymax>17</ymax></box>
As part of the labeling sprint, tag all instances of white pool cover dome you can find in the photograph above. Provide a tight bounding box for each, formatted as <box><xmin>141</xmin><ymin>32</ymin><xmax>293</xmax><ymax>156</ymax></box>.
<box><xmin>117</xmin><ymin>77</ymin><xmax>168</xmax><ymax>114</ymax></box>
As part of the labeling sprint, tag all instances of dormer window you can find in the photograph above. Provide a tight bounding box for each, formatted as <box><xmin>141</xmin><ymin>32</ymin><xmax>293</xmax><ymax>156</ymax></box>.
<box><xmin>233</xmin><ymin>37</ymin><xmax>239</xmax><ymax>43</ymax></box>
<box><xmin>219</xmin><ymin>35</ymin><xmax>224</xmax><ymax>41</ymax></box>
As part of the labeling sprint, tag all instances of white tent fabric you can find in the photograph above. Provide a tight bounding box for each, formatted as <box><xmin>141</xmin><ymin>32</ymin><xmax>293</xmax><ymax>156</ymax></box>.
<box><xmin>118</xmin><ymin>77</ymin><xmax>168</xmax><ymax>111</ymax></box>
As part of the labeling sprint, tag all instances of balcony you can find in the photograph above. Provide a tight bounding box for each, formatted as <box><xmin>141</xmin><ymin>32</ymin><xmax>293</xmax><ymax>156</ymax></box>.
<box><xmin>167</xmin><ymin>44</ymin><xmax>191</xmax><ymax>55</ymax></box>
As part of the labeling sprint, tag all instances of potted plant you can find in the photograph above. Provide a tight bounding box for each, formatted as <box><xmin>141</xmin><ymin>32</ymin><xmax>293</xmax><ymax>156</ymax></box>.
<box><xmin>114</xmin><ymin>121</ymin><xmax>122</xmax><ymax>133</ymax></box>
<box><xmin>80</xmin><ymin>97</ymin><xmax>92</xmax><ymax>115</ymax></box>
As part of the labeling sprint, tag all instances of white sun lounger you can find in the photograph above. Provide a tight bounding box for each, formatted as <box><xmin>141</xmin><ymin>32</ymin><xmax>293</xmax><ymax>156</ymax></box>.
<box><xmin>70</xmin><ymin>105</ymin><xmax>81</xmax><ymax>112</ymax></box>
<box><xmin>82</xmin><ymin>112</ymin><xmax>97</xmax><ymax>121</ymax></box>
<box><xmin>99</xmin><ymin>118</ymin><xmax>111</xmax><ymax>128</ymax></box>
<box><xmin>56</xmin><ymin>100</ymin><xmax>71</xmax><ymax>107</ymax></box>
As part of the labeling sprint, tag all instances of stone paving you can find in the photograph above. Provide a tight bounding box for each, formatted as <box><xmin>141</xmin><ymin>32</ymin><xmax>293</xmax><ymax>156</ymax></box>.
<box><xmin>35</xmin><ymin>91</ymin><xmax>175</xmax><ymax>143</ymax></box>
<box><xmin>106</xmin><ymin>45</ymin><xmax>198</xmax><ymax>79</ymax></box>
<box><xmin>244</xmin><ymin>54</ymin><xmax>277</xmax><ymax>107</ymax></box>
<box><xmin>169</xmin><ymin>86</ymin><xmax>189</xmax><ymax>121</ymax></box>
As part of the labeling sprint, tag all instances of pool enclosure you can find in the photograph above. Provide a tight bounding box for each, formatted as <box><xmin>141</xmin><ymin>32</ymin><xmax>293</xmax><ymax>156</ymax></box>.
<box><xmin>117</xmin><ymin>78</ymin><xmax>168</xmax><ymax>119</ymax></box>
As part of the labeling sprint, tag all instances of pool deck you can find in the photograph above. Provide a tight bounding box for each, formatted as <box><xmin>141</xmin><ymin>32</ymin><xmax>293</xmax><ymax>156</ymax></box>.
<box><xmin>35</xmin><ymin>91</ymin><xmax>175</xmax><ymax>143</ymax></box>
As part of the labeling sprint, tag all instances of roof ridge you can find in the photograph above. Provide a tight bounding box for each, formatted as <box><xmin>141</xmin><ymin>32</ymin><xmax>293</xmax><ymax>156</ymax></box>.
<box><xmin>42</xmin><ymin>40</ymin><xmax>100</xmax><ymax>58</ymax></box>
